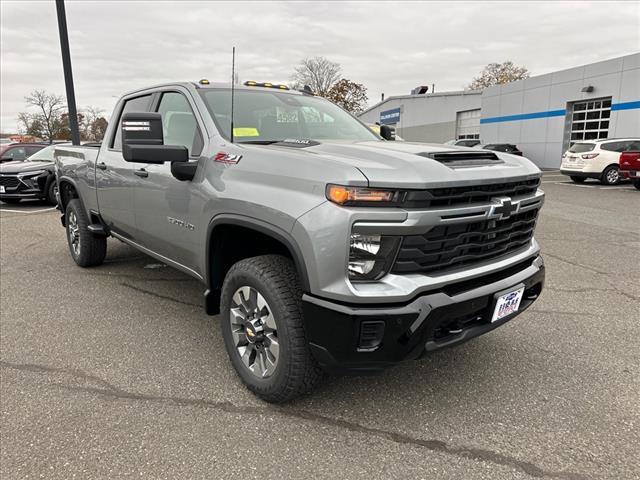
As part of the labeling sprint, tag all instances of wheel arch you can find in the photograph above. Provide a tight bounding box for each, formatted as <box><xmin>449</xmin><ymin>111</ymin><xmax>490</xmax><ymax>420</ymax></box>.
<box><xmin>204</xmin><ymin>214</ymin><xmax>310</xmax><ymax>315</ymax></box>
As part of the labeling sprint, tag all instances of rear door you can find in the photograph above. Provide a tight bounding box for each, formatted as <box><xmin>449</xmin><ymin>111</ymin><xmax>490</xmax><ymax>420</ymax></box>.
<box><xmin>96</xmin><ymin>94</ymin><xmax>153</xmax><ymax>240</ymax></box>
<box><xmin>133</xmin><ymin>89</ymin><xmax>206</xmax><ymax>271</ymax></box>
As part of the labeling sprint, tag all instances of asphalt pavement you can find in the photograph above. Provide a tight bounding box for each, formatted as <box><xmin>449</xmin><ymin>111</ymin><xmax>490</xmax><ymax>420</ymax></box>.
<box><xmin>1</xmin><ymin>172</ymin><xmax>639</xmax><ymax>479</ymax></box>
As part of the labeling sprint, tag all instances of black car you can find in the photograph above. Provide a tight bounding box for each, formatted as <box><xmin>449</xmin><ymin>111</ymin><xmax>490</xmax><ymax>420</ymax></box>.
<box><xmin>0</xmin><ymin>144</ymin><xmax>59</xmax><ymax>205</ymax></box>
<box><xmin>477</xmin><ymin>143</ymin><xmax>523</xmax><ymax>156</ymax></box>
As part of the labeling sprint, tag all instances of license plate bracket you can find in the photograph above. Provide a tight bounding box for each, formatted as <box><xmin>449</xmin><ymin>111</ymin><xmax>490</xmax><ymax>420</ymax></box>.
<box><xmin>491</xmin><ymin>283</ymin><xmax>525</xmax><ymax>323</ymax></box>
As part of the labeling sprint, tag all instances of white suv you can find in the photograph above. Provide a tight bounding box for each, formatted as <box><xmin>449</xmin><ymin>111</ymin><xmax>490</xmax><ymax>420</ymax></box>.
<box><xmin>560</xmin><ymin>138</ymin><xmax>640</xmax><ymax>185</ymax></box>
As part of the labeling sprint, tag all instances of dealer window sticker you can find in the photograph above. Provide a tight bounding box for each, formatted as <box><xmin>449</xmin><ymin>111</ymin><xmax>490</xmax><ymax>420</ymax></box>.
<box><xmin>233</xmin><ymin>127</ymin><xmax>260</xmax><ymax>137</ymax></box>
<box><xmin>276</xmin><ymin>107</ymin><xmax>299</xmax><ymax>123</ymax></box>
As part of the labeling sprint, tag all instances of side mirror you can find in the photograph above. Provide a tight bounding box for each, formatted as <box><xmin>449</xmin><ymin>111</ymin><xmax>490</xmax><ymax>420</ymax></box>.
<box><xmin>379</xmin><ymin>125</ymin><xmax>396</xmax><ymax>141</ymax></box>
<box><xmin>121</xmin><ymin>112</ymin><xmax>188</xmax><ymax>164</ymax></box>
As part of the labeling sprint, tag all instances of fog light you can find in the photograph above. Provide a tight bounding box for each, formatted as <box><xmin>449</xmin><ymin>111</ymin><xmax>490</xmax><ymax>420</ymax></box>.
<box><xmin>348</xmin><ymin>234</ymin><xmax>400</xmax><ymax>280</ymax></box>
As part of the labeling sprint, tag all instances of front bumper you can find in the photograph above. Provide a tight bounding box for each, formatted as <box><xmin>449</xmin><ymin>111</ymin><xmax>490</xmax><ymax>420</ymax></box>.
<box><xmin>0</xmin><ymin>174</ymin><xmax>48</xmax><ymax>199</ymax></box>
<box><xmin>302</xmin><ymin>256</ymin><xmax>545</xmax><ymax>374</ymax></box>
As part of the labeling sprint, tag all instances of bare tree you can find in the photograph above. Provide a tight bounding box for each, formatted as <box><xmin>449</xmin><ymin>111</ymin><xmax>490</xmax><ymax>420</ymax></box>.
<box><xmin>24</xmin><ymin>90</ymin><xmax>66</xmax><ymax>143</ymax></box>
<box><xmin>325</xmin><ymin>78</ymin><xmax>368</xmax><ymax>115</ymax></box>
<box><xmin>80</xmin><ymin>106</ymin><xmax>108</xmax><ymax>141</ymax></box>
<box><xmin>291</xmin><ymin>56</ymin><xmax>341</xmax><ymax>96</ymax></box>
<box><xmin>468</xmin><ymin>61</ymin><xmax>530</xmax><ymax>90</ymax></box>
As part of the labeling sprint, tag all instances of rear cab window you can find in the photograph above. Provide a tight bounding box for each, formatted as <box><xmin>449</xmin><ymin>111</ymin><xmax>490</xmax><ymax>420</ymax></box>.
<box><xmin>111</xmin><ymin>94</ymin><xmax>153</xmax><ymax>150</ymax></box>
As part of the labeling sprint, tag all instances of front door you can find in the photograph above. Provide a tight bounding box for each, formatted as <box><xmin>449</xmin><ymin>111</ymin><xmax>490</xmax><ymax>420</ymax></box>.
<box><xmin>133</xmin><ymin>90</ymin><xmax>205</xmax><ymax>272</ymax></box>
<box><xmin>96</xmin><ymin>94</ymin><xmax>153</xmax><ymax>240</ymax></box>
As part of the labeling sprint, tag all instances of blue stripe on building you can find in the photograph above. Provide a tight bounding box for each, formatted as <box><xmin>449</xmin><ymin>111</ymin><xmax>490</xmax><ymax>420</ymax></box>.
<box><xmin>611</xmin><ymin>100</ymin><xmax>640</xmax><ymax>111</ymax></box>
<box><xmin>480</xmin><ymin>109</ymin><xmax>566</xmax><ymax>124</ymax></box>
<box><xmin>480</xmin><ymin>100</ymin><xmax>640</xmax><ymax>124</ymax></box>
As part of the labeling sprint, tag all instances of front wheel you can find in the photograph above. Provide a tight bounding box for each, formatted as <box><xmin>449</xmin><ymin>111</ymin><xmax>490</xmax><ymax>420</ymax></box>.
<box><xmin>46</xmin><ymin>180</ymin><xmax>58</xmax><ymax>206</ymax></box>
<box><xmin>65</xmin><ymin>199</ymin><xmax>106</xmax><ymax>267</ymax></box>
<box><xmin>600</xmin><ymin>165</ymin><xmax>620</xmax><ymax>185</ymax></box>
<box><xmin>220</xmin><ymin>255</ymin><xmax>321</xmax><ymax>403</ymax></box>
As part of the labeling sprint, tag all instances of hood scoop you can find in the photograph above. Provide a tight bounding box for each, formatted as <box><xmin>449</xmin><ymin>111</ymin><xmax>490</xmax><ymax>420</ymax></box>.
<box><xmin>417</xmin><ymin>151</ymin><xmax>504</xmax><ymax>167</ymax></box>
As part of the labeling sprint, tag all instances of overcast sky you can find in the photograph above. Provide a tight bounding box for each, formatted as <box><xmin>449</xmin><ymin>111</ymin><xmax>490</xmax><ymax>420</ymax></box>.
<box><xmin>1</xmin><ymin>0</ymin><xmax>639</xmax><ymax>132</ymax></box>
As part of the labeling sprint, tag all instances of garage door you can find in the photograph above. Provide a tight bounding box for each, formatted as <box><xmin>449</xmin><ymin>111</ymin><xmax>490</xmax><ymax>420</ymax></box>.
<box><xmin>570</xmin><ymin>98</ymin><xmax>611</xmax><ymax>142</ymax></box>
<box><xmin>456</xmin><ymin>109</ymin><xmax>481</xmax><ymax>139</ymax></box>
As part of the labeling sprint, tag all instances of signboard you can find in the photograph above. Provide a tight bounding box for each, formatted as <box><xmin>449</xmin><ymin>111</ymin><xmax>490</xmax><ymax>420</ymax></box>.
<box><xmin>380</xmin><ymin>107</ymin><xmax>401</xmax><ymax>125</ymax></box>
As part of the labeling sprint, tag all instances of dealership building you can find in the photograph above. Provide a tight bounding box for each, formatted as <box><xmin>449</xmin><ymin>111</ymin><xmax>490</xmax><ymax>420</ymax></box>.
<box><xmin>358</xmin><ymin>53</ymin><xmax>639</xmax><ymax>169</ymax></box>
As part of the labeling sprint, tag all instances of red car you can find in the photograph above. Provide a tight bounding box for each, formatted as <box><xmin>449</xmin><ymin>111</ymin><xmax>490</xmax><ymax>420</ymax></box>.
<box><xmin>0</xmin><ymin>143</ymin><xmax>47</xmax><ymax>163</ymax></box>
<box><xmin>619</xmin><ymin>151</ymin><xmax>640</xmax><ymax>190</ymax></box>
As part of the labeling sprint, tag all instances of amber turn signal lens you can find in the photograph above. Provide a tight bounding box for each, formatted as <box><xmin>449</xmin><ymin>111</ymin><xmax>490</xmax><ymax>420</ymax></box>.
<box><xmin>326</xmin><ymin>184</ymin><xmax>398</xmax><ymax>205</ymax></box>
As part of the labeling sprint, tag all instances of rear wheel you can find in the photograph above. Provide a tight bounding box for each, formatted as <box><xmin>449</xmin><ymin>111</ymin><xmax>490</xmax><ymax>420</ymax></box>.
<box><xmin>569</xmin><ymin>176</ymin><xmax>586</xmax><ymax>183</ymax></box>
<box><xmin>65</xmin><ymin>199</ymin><xmax>106</xmax><ymax>267</ymax></box>
<box><xmin>633</xmin><ymin>180</ymin><xmax>640</xmax><ymax>191</ymax></box>
<box><xmin>600</xmin><ymin>165</ymin><xmax>620</xmax><ymax>185</ymax></box>
<box><xmin>220</xmin><ymin>255</ymin><xmax>321</xmax><ymax>403</ymax></box>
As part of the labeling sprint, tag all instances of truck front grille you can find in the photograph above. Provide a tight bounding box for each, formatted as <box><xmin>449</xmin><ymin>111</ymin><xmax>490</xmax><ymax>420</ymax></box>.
<box><xmin>0</xmin><ymin>176</ymin><xmax>20</xmax><ymax>188</ymax></box>
<box><xmin>392</xmin><ymin>208</ymin><xmax>539</xmax><ymax>274</ymax></box>
<box><xmin>403</xmin><ymin>178</ymin><xmax>540</xmax><ymax>208</ymax></box>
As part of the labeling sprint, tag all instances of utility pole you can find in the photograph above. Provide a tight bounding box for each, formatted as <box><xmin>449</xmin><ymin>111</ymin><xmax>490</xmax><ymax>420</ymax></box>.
<box><xmin>55</xmin><ymin>0</ymin><xmax>80</xmax><ymax>145</ymax></box>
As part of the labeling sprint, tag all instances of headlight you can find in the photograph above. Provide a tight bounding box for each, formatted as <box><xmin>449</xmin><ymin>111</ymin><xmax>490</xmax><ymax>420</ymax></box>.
<box><xmin>19</xmin><ymin>170</ymin><xmax>46</xmax><ymax>178</ymax></box>
<box><xmin>327</xmin><ymin>184</ymin><xmax>406</xmax><ymax>207</ymax></box>
<box><xmin>349</xmin><ymin>233</ymin><xmax>401</xmax><ymax>280</ymax></box>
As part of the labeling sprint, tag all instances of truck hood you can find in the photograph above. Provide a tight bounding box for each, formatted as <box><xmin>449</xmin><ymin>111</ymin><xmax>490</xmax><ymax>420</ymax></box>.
<box><xmin>0</xmin><ymin>160</ymin><xmax>53</xmax><ymax>174</ymax></box>
<box><xmin>263</xmin><ymin>141</ymin><xmax>541</xmax><ymax>188</ymax></box>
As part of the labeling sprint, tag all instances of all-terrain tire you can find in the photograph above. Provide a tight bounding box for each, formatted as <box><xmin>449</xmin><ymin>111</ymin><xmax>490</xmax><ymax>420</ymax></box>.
<box><xmin>65</xmin><ymin>199</ymin><xmax>107</xmax><ymax>267</ymax></box>
<box><xmin>220</xmin><ymin>254</ymin><xmax>322</xmax><ymax>403</ymax></box>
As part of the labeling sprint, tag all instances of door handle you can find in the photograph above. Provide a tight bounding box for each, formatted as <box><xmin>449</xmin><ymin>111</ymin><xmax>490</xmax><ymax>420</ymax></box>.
<box><xmin>134</xmin><ymin>168</ymin><xmax>149</xmax><ymax>178</ymax></box>
<box><xmin>96</xmin><ymin>162</ymin><xmax>107</xmax><ymax>170</ymax></box>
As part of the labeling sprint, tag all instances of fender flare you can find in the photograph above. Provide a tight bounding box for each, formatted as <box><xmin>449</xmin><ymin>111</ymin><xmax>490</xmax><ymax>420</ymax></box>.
<box><xmin>205</xmin><ymin>214</ymin><xmax>311</xmax><ymax>292</ymax></box>
<box><xmin>56</xmin><ymin>176</ymin><xmax>88</xmax><ymax>217</ymax></box>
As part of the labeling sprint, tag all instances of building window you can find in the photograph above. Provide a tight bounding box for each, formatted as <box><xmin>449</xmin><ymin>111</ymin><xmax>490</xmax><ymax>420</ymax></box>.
<box><xmin>569</xmin><ymin>97</ymin><xmax>612</xmax><ymax>143</ymax></box>
<box><xmin>456</xmin><ymin>109</ymin><xmax>481</xmax><ymax>140</ymax></box>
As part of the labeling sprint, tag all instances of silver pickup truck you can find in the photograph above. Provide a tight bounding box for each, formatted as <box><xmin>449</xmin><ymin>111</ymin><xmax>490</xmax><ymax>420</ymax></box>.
<box><xmin>55</xmin><ymin>81</ymin><xmax>545</xmax><ymax>402</ymax></box>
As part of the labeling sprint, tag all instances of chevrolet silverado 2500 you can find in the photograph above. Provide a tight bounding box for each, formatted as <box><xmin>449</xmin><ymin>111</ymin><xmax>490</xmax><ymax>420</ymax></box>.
<box><xmin>54</xmin><ymin>81</ymin><xmax>545</xmax><ymax>402</ymax></box>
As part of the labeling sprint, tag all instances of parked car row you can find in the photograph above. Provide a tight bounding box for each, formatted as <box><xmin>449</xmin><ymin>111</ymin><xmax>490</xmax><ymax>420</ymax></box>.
<box><xmin>0</xmin><ymin>144</ymin><xmax>61</xmax><ymax>204</ymax></box>
<box><xmin>560</xmin><ymin>138</ymin><xmax>640</xmax><ymax>186</ymax></box>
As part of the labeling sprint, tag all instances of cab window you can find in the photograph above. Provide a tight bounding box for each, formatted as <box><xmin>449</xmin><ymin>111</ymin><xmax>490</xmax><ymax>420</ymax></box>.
<box><xmin>156</xmin><ymin>92</ymin><xmax>203</xmax><ymax>156</ymax></box>
<box><xmin>111</xmin><ymin>94</ymin><xmax>153</xmax><ymax>150</ymax></box>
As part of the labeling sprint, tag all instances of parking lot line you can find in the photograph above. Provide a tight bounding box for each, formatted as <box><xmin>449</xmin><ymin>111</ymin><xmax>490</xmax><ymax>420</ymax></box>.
<box><xmin>0</xmin><ymin>207</ymin><xmax>57</xmax><ymax>214</ymax></box>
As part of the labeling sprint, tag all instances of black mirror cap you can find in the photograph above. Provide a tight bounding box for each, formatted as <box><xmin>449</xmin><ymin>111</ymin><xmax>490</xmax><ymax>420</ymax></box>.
<box><xmin>379</xmin><ymin>125</ymin><xmax>396</xmax><ymax>141</ymax></box>
<box><xmin>123</xmin><ymin>144</ymin><xmax>189</xmax><ymax>164</ymax></box>
<box><xmin>121</xmin><ymin>112</ymin><xmax>164</xmax><ymax>148</ymax></box>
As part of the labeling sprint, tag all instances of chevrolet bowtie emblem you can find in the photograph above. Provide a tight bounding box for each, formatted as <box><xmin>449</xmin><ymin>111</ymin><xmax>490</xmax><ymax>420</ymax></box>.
<box><xmin>488</xmin><ymin>197</ymin><xmax>521</xmax><ymax>220</ymax></box>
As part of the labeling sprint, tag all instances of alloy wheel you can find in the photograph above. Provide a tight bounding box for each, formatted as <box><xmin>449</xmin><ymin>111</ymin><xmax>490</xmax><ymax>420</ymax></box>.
<box><xmin>606</xmin><ymin>167</ymin><xmax>619</xmax><ymax>184</ymax></box>
<box><xmin>229</xmin><ymin>286</ymin><xmax>279</xmax><ymax>378</ymax></box>
<box><xmin>68</xmin><ymin>211</ymin><xmax>80</xmax><ymax>256</ymax></box>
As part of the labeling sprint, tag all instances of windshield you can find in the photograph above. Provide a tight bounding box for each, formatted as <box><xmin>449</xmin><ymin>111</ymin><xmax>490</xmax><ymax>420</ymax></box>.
<box><xmin>26</xmin><ymin>145</ymin><xmax>56</xmax><ymax>161</ymax></box>
<box><xmin>199</xmin><ymin>89</ymin><xmax>379</xmax><ymax>143</ymax></box>
<box><xmin>569</xmin><ymin>143</ymin><xmax>595</xmax><ymax>153</ymax></box>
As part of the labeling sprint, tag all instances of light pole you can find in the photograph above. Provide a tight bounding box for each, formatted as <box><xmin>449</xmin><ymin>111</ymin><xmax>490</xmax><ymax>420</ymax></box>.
<box><xmin>55</xmin><ymin>0</ymin><xmax>80</xmax><ymax>145</ymax></box>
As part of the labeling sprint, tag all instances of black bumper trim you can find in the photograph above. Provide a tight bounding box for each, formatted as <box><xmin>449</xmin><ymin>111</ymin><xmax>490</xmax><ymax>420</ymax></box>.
<box><xmin>559</xmin><ymin>170</ymin><xmax>600</xmax><ymax>179</ymax></box>
<box><xmin>302</xmin><ymin>258</ymin><xmax>545</xmax><ymax>374</ymax></box>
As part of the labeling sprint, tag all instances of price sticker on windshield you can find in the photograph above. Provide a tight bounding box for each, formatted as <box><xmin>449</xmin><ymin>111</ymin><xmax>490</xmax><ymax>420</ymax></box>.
<box><xmin>276</xmin><ymin>108</ymin><xmax>298</xmax><ymax>123</ymax></box>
